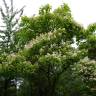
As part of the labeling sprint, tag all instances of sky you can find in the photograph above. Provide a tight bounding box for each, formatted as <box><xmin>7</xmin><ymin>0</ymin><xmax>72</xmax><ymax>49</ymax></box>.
<box><xmin>1</xmin><ymin>0</ymin><xmax>96</xmax><ymax>28</ymax></box>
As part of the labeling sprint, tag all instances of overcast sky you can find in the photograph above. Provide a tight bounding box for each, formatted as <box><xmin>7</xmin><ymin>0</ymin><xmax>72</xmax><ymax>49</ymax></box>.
<box><xmin>1</xmin><ymin>0</ymin><xmax>96</xmax><ymax>28</ymax></box>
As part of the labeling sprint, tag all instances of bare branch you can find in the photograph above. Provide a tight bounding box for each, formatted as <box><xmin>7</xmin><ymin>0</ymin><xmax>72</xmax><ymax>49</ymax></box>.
<box><xmin>11</xmin><ymin>0</ymin><xmax>13</xmax><ymax>14</ymax></box>
<box><xmin>2</xmin><ymin>0</ymin><xmax>9</xmax><ymax>13</ymax></box>
<box><xmin>0</xmin><ymin>8</ymin><xmax>6</xmax><ymax>18</ymax></box>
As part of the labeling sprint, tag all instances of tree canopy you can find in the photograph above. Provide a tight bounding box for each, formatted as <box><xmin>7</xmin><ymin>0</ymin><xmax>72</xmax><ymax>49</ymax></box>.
<box><xmin>0</xmin><ymin>1</ymin><xmax>96</xmax><ymax>96</ymax></box>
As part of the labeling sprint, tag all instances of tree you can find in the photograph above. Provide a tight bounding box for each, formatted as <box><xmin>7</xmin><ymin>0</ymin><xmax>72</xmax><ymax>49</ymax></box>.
<box><xmin>13</xmin><ymin>4</ymin><xmax>85</xmax><ymax>96</ymax></box>
<box><xmin>0</xmin><ymin>0</ymin><xmax>24</xmax><ymax>53</ymax></box>
<box><xmin>0</xmin><ymin>0</ymin><xmax>24</xmax><ymax>96</ymax></box>
<box><xmin>15</xmin><ymin>4</ymin><xmax>96</xmax><ymax>96</ymax></box>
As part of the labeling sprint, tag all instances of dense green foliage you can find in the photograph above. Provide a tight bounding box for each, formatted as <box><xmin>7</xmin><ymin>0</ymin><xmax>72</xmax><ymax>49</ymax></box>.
<box><xmin>0</xmin><ymin>1</ymin><xmax>96</xmax><ymax>96</ymax></box>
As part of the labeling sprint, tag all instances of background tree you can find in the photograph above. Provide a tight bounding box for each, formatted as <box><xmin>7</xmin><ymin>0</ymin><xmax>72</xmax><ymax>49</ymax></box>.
<box><xmin>0</xmin><ymin>0</ymin><xmax>24</xmax><ymax>96</ymax></box>
<box><xmin>0</xmin><ymin>0</ymin><xmax>24</xmax><ymax>53</ymax></box>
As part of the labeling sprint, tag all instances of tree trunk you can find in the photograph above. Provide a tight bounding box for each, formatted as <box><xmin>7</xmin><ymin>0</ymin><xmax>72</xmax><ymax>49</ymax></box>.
<box><xmin>4</xmin><ymin>78</ymin><xmax>9</xmax><ymax>96</ymax></box>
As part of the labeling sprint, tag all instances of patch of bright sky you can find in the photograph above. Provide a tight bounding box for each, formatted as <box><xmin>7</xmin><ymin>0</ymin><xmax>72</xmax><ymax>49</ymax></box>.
<box><xmin>0</xmin><ymin>0</ymin><xmax>96</xmax><ymax>28</ymax></box>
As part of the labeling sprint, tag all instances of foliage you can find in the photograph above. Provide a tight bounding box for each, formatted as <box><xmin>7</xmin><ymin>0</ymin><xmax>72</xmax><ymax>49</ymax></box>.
<box><xmin>15</xmin><ymin>3</ymin><xmax>83</xmax><ymax>50</ymax></box>
<box><xmin>0</xmin><ymin>2</ymin><xmax>96</xmax><ymax>96</ymax></box>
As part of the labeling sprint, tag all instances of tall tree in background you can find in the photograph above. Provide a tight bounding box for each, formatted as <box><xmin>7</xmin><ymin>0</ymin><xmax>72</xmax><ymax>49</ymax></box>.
<box><xmin>0</xmin><ymin>0</ymin><xmax>24</xmax><ymax>53</ymax></box>
<box><xmin>0</xmin><ymin>0</ymin><xmax>24</xmax><ymax>96</ymax></box>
